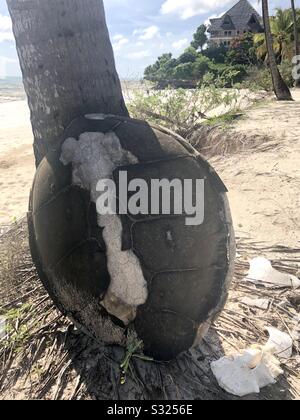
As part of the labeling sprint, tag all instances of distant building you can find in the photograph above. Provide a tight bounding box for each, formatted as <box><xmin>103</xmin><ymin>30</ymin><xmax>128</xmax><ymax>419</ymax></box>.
<box><xmin>207</xmin><ymin>0</ymin><xmax>263</xmax><ymax>47</ymax></box>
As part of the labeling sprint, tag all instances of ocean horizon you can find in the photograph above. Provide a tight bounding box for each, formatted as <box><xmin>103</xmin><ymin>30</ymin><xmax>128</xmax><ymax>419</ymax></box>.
<box><xmin>0</xmin><ymin>76</ymin><xmax>145</xmax><ymax>104</ymax></box>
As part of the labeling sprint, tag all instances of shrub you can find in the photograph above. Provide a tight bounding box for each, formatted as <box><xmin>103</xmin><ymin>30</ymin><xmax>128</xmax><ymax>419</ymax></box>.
<box><xmin>192</xmin><ymin>56</ymin><xmax>212</xmax><ymax>79</ymax></box>
<box><xmin>177</xmin><ymin>47</ymin><xmax>199</xmax><ymax>64</ymax></box>
<box><xmin>202</xmin><ymin>44</ymin><xmax>228</xmax><ymax>64</ymax></box>
<box><xmin>172</xmin><ymin>63</ymin><xmax>195</xmax><ymax>80</ymax></box>
<box><xmin>278</xmin><ymin>60</ymin><xmax>295</xmax><ymax>88</ymax></box>
<box><xmin>206</xmin><ymin>62</ymin><xmax>247</xmax><ymax>88</ymax></box>
<box><xmin>239</xmin><ymin>62</ymin><xmax>295</xmax><ymax>91</ymax></box>
<box><xmin>128</xmin><ymin>86</ymin><xmax>239</xmax><ymax>138</ymax></box>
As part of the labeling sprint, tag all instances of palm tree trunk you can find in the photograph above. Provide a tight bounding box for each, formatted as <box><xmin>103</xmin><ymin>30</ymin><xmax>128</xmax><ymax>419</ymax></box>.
<box><xmin>7</xmin><ymin>0</ymin><xmax>129</xmax><ymax>166</ymax></box>
<box><xmin>291</xmin><ymin>0</ymin><xmax>300</xmax><ymax>87</ymax></box>
<box><xmin>262</xmin><ymin>0</ymin><xmax>293</xmax><ymax>100</ymax></box>
<box><xmin>291</xmin><ymin>0</ymin><xmax>300</xmax><ymax>55</ymax></box>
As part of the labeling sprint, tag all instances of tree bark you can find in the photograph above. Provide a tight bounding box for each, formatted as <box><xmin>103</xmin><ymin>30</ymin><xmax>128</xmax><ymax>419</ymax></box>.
<box><xmin>291</xmin><ymin>0</ymin><xmax>300</xmax><ymax>87</ymax></box>
<box><xmin>291</xmin><ymin>0</ymin><xmax>300</xmax><ymax>56</ymax></box>
<box><xmin>262</xmin><ymin>0</ymin><xmax>293</xmax><ymax>100</ymax></box>
<box><xmin>7</xmin><ymin>0</ymin><xmax>129</xmax><ymax>166</ymax></box>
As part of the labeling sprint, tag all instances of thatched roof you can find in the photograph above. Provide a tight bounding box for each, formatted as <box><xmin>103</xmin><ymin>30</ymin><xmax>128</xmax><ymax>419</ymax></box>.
<box><xmin>208</xmin><ymin>0</ymin><xmax>263</xmax><ymax>33</ymax></box>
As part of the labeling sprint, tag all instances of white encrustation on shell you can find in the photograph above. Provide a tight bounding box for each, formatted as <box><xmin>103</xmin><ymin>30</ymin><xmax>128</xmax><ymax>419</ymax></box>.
<box><xmin>61</xmin><ymin>131</ymin><xmax>148</xmax><ymax>325</ymax></box>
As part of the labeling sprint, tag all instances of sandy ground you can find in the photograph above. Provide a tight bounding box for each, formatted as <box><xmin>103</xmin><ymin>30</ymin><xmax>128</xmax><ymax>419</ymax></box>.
<box><xmin>212</xmin><ymin>90</ymin><xmax>300</xmax><ymax>248</ymax></box>
<box><xmin>0</xmin><ymin>100</ymin><xmax>34</xmax><ymax>228</ymax></box>
<box><xmin>0</xmin><ymin>91</ymin><xmax>299</xmax><ymax>249</ymax></box>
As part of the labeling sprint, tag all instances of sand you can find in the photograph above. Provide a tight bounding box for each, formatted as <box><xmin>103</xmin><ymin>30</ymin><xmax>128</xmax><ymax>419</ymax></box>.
<box><xmin>0</xmin><ymin>100</ymin><xmax>34</xmax><ymax>228</ymax></box>
<box><xmin>0</xmin><ymin>90</ymin><xmax>299</xmax><ymax>249</ymax></box>
<box><xmin>211</xmin><ymin>90</ymin><xmax>300</xmax><ymax>248</ymax></box>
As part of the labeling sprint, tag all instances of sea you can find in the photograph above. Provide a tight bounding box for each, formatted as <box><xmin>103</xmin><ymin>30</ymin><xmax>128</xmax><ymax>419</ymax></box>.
<box><xmin>0</xmin><ymin>77</ymin><xmax>145</xmax><ymax>104</ymax></box>
<box><xmin>0</xmin><ymin>77</ymin><xmax>26</xmax><ymax>103</ymax></box>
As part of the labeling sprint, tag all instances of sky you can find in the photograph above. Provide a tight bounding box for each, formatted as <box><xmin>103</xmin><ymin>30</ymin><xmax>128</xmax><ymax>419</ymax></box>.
<box><xmin>0</xmin><ymin>0</ymin><xmax>294</xmax><ymax>79</ymax></box>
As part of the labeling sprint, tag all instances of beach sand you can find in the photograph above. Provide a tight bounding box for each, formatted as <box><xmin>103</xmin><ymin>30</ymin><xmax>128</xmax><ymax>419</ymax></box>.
<box><xmin>0</xmin><ymin>100</ymin><xmax>34</xmax><ymax>228</ymax></box>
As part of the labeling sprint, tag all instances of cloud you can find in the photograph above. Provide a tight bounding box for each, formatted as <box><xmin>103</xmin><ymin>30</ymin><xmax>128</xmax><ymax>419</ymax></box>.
<box><xmin>161</xmin><ymin>0</ymin><xmax>234</xmax><ymax>20</ymax></box>
<box><xmin>112</xmin><ymin>34</ymin><xmax>125</xmax><ymax>41</ymax></box>
<box><xmin>112</xmin><ymin>35</ymin><xmax>129</xmax><ymax>52</ymax></box>
<box><xmin>135</xmin><ymin>26</ymin><xmax>160</xmax><ymax>41</ymax></box>
<box><xmin>172</xmin><ymin>38</ymin><xmax>189</xmax><ymax>50</ymax></box>
<box><xmin>0</xmin><ymin>14</ymin><xmax>14</xmax><ymax>42</ymax></box>
<box><xmin>125</xmin><ymin>50</ymin><xmax>152</xmax><ymax>60</ymax></box>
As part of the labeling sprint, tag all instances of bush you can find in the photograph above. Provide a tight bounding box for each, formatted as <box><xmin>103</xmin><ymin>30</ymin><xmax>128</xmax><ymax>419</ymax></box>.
<box><xmin>202</xmin><ymin>44</ymin><xmax>228</xmax><ymax>64</ymax></box>
<box><xmin>238</xmin><ymin>62</ymin><xmax>295</xmax><ymax>92</ymax></box>
<box><xmin>172</xmin><ymin>63</ymin><xmax>195</xmax><ymax>80</ymax></box>
<box><xmin>177</xmin><ymin>47</ymin><xmax>198</xmax><ymax>64</ymax></box>
<box><xmin>144</xmin><ymin>53</ymin><xmax>177</xmax><ymax>84</ymax></box>
<box><xmin>192</xmin><ymin>56</ymin><xmax>212</xmax><ymax>79</ymax></box>
<box><xmin>128</xmin><ymin>86</ymin><xmax>239</xmax><ymax>138</ymax></box>
<box><xmin>205</xmin><ymin>62</ymin><xmax>247</xmax><ymax>88</ymax></box>
<box><xmin>278</xmin><ymin>60</ymin><xmax>295</xmax><ymax>88</ymax></box>
<box><xmin>226</xmin><ymin>33</ymin><xmax>259</xmax><ymax>66</ymax></box>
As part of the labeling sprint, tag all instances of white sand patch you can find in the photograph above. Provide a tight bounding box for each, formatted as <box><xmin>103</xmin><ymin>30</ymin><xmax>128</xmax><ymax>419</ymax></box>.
<box><xmin>0</xmin><ymin>100</ymin><xmax>34</xmax><ymax>226</ymax></box>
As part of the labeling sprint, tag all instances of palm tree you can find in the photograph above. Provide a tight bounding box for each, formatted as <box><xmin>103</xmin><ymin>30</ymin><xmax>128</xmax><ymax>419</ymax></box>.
<box><xmin>291</xmin><ymin>0</ymin><xmax>300</xmax><ymax>56</ymax></box>
<box><xmin>291</xmin><ymin>0</ymin><xmax>300</xmax><ymax>87</ymax></box>
<box><xmin>261</xmin><ymin>0</ymin><xmax>293</xmax><ymax>100</ymax></box>
<box><xmin>254</xmin><ymin>8</ymin><xmax>295</xmax><ymax>63</ymax></box>
<box><xmin>7</xmin><ymin>0</ymin><xmax>128</xmax><ymax>166</ymax></box>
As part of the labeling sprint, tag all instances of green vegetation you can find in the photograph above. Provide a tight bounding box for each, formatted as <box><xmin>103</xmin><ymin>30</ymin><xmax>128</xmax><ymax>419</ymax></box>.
<box><xmin>144</xmin><ymin>7</ymin><xmax>300</xmax><ymax>91</ymax></box>
<box><xmin>120</xmin><ymin>334</ymin><xmax>153</xmax><ymax>385</ymax></box>
<box><xmin>0</xmin><ymin>303</ymin><xmax>32</xmax><ymax>353</ymax></box>
<box><xmin>144</xmin><ymin>46</ymin><xmax>248</xmax><ymax>89</ymax></box>
<box><xmin>129</xmin><ymin>86</ymin><xmax>241</xmax><ymax>138</ymax></box>
<box><xmin>191</xmin><ymin>24</ymin><xmax>208</xmax><ymax>51</ymax></box>
<box><xmin>254</xmin><ymin>8</ymin><xmax>299</xmax><ymax>62</ymax></box>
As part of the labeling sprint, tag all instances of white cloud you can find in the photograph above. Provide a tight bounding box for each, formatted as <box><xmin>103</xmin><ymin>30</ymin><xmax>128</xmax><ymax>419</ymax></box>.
<box><xmin>0</xmin><ymin>14</ymin><xmax>12</xmax><ymax>32</ymax></box>
<box><xmin>161</xmin><ymin>0</ymin><xmax>234</xmax><ymax>20</ymax></box>
<box><xmin>126</xmin><ymin>50</ymin><xmax>152</xmax><ymax>60</ymax></box>
<box><xmin>0</xmin><ymin>33</ymin><xmax>14</xmax><ymax>42</ymax></box>
<box><xmin>137</xmin><ymin>26</ymin><xmax>160</xmax><ymax>40</ymax></box>
<box><xmin>0</xmin><ymin>14</ymin><xmax>14</xmax><ymax>42</ymax></box>
<box><xmin>112</xmin><ymin>34</ymin><xmax>125</xmax><ymax>41</ymax></box>
<box><xmin>172</xmin><ymin>38</ymin><xmax>189</xmax><ymax>50</ymax></box>
<box><xmin>112</xmin><ymin>35</ymin><xmax>129</xmax><ymax>52</ymax></box>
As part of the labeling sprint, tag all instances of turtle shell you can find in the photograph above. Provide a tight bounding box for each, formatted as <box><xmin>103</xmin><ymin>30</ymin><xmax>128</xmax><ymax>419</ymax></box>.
<box><xmin>28</xmin><ymin>116</ymin><xmax>235</xmax><ymax>361</ymax></box>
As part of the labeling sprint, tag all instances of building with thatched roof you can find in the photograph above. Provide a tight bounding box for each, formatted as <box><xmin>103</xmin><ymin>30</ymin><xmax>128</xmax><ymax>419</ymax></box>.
<box><xmin>207</xmin><ymin>0</ymin><xmax>263</xmax><ymax>47</ymax></box>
